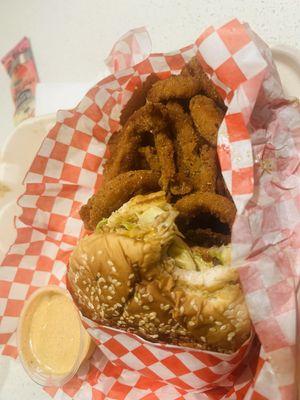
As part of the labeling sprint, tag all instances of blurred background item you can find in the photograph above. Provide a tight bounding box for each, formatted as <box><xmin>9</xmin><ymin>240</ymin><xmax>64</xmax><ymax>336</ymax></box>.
<box><xmin>1</xmin><ymin>37</ymin><xmax>39</xmax><ymax>126</ymax></box>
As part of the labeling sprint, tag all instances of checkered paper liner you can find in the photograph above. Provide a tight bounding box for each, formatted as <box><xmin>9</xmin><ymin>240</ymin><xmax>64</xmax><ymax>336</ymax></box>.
<box><xmin>0</xmin><ymin>19</ymin><xmax>299</xmax><ymax>400</ymax></box>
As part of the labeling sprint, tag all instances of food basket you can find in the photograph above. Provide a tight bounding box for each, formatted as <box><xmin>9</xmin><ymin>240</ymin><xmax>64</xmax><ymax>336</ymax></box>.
<box><xmin>0</xmin><ymin>19</ymin><xmax>299</xmax><ymax>400</ymax></box>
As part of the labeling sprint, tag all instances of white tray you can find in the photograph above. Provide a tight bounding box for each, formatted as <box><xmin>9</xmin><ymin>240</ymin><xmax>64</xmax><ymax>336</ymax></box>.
<box><xmin>0</xmin><ymin>114</ymin><xmax>56</xmax><ymax>262</ymax></box>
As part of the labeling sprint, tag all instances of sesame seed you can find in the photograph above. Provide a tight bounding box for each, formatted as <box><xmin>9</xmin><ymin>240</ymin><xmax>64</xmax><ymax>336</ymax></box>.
<box><xmin>129</xmin><ymin>273</ymin><xmax>134</xmax><ymax>279</ymax></box>
<box><xmin>188</xmin><ymin>320</ymin><xmax>196</xmax><ymax>327</ymax></box>
<box><xmin>180</xmin><ymin>306</ymin><xmax>184</xmax><ymax>314</ymax></box>
<box><xmin>103</xmin><ymin>285</ymin><xmax>108</xmax><ymax>289</ymax></box>
<box><xmin>127</xmin><ymin>281</ymin><xmax>131</xmax><ymax>287</ymax></box>
<box><xmin>121</xmin><ymin>297</ymin><xmax>126</xmax><ymax>303</ymax></box>
<box><xmin>96</xmin><ymin>273</ymin><xmax>101</xmax><ymax>278</ymax></box>
<box><xmin>83</xmin><ymin>280</ymin><xmax>86</xmax><ymax>284</ymax></box>
<box><xmin>85</xmin><ymin>287</ymin><xmax>90</xmax><ymax>293</ymax></box>
<box><xmin>97</xmin><ymin>250</ymin><xmax>103</xmax><ymax>255</ymax></box>
<box><xmin>90</xmin><ymin>256</ymin><xmax>95</xmax><ymax>262</ymax></box>
<box><xmin>96</xmin><ymin>304</ymin><xmax>100</xmax><ymax>310</ymax></box>
<box><xmin>107</xmin><ymin>260</ymin><xmax>114</xmax><ymax>266</ymax></box>
<box><xmin>143</xmin><ymin>305</ymin><xmax>150</xmax><ymax>311</ymax></box>
<box><xmin>107</xmin><ymin>296</ymin><xmax>113</xmax><ymax>300</ymax></box>
<box><xmin>227</xmin><ymin>332</ymin><xmax>235</xmax><ymax>341</ymax></box>
<box><xmin>149</xmin><ymin>312</ymin><xmax>157</xmax><ymax>320</ymax></box>
<box><xmin>116</xmin><ymin>281</ymin><xmax>122</xmax><ymax>287</ymax></box>
<box><xmin>209</xmin><ymin>316</ymin><xmax>214</xmax><ymax>322</ymax></box>
<box><xmin>112</xmin><ymin>266</ymin><xmax>117</xmax><ymax>273</ymax></box>
<box><xmin>215</xmin><ymin>321</ymin><xmax>222</xmax><ymax>326</ymax></box>
<box><xmin>200</xmin><ymin>336</ymin><xmax>206</xmax><ymax>342</ymax></box>
<box><xmin>220</xmin><ymin>325</ymin><xmax>227</xmax><ymax>331</ymax></box>
<box><xmin>148</xmin><ymin>295</ymin><xmax>153</xmax><ymax>302</ymax></box>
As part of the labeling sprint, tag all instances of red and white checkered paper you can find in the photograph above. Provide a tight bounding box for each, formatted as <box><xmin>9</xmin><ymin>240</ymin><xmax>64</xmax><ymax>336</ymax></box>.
<box><xmin>1</xmin><ymin>19</ymin><xmax>299</xmax><ymax>400</ymax></box>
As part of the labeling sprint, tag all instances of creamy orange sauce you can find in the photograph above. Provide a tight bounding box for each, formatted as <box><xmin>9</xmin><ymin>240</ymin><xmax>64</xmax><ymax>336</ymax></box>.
<box><xmin>21</xmin><ymin>291</ymin><xmax>81</xmax><ymax>375</ymax></box>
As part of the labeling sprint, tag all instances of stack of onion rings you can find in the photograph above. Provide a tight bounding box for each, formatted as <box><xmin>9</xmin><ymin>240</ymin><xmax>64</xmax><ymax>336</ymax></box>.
<box><xmin>80</xmin><ymin>57</ymin><xmax>236</xmax><ymax>246</ymax></box>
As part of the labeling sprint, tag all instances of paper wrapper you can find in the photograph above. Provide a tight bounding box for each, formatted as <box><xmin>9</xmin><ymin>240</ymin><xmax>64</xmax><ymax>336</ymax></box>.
<box><xmin>0</xmin><ymin>19</ymin><xmax>299</xmax><ymax>400</ymax></box>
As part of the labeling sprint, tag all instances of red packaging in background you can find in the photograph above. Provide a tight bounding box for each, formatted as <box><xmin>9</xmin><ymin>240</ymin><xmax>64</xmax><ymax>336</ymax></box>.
<box><xmin>1</xmin><ymin>37</ymin><xmax>39</xmax><ymax>125</ymax></box>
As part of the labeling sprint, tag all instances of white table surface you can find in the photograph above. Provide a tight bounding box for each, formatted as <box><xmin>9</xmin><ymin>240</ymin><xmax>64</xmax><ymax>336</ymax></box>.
<box><xmin>0</xmin><ymin>0</ymin><xmax>300</xmax><ymax>147</ymax></box>
<box><xmin>0</xmin><ymin>1</ymin><xmax>299</xmax><ymax>399</ymax></box>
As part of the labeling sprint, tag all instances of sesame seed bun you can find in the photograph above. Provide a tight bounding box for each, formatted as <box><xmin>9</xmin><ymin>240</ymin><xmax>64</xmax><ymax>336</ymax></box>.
<box><xmin>68</xmin><ymin>231</ymin><xmax>251</xmax><ymax>353</ymax></box>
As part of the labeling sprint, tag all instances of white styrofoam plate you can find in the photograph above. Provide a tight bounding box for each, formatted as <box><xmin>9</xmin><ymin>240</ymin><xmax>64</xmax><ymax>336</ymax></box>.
<box><xmin>271</xmin><ymin>45</ymin><xmax>300</xmax><ymax>97</ymax></box>
<box><xmin>0</xmin><ymin>114</ymin><xmax>56</xmax><ymax>262</ymax></box>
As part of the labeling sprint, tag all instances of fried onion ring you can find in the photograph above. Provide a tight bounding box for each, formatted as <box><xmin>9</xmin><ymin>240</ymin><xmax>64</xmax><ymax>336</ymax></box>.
<box><xmin>120</xmin><ymin>73</ymin><xmax>160</xmax><ymax>125</ymax></box>
<box><xmin>166</xmin><ymin>102</ymin><xmax>217</xmax><ymax>192</ymax></box>
<box><xmin>181</xmin><ymin>57</ymin><xmax>225</xmax><ymax>109</ymax></box>
<box><xmin>103</xmin><ymin>130</ymin><xmax>123</xmax><ymax>178</ymax></box>
<box><xmin>189</xmin><ymin>95</ymin><xmax>225</xmax><ymax>147</ymax></box>
<box><xmin>138</xmin><ymin>146</ymin><xmax>161</xmax><ymax>172</ymax></box>
<box><xmin>104</xmin><ymin>103</ymin><xmax>168</xmax><ymax>180</ymax></box>
<box><xmin>147</xmin><ymin>75</ymin><xmax>201</xmax><ymax>103</ymax></box>
<box><xmin>185</xmin><ymin>228</ymin><xmax>230</xmax><ymax>247</ymax></box>
<box><xmin>80</xmin><ymin>170</ymin><xmax>160</xmax><ymax>231</ymax></box>
<box><xmin>175</xmin><ymin>192</ymin><xmax>236</xmax><ymax>228</ymax></box>
<box><xmin>154</xmin><ymin>131</ymin><xmax>176</xmax><ymax>192</ymax></box>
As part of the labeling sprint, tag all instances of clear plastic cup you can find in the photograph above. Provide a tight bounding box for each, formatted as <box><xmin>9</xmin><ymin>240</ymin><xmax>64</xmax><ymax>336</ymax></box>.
<box><xmin>17</xmin><ymin>285</ymin><xmax>95</xmax><ymax>387</ymax></box>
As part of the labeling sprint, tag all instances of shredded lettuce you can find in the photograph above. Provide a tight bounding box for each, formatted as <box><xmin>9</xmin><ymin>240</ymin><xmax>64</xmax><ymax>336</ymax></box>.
<box><xmin>96</xmin><ymin>218</ymin><xmax>108</xmax><ymax>230</ymax></box>
<box><xmin>95</xmin><ymin>191</ymin><xmax>231</xmax><ymax>271</ymax></box>
<box><xmin>208</xmin><ymin>245</ymin><xmax>231</xmax><ymax>265</ymax></box>
<box><xmin>193</xmin><ymin>253</ymin><xmax>213</xmax><ymax>271</ymax></box>
<box><xmin>167</xmin><ymin>237</ymin><xmax>197</xmax><ymax>271</ymax></box>
<box><xmin>95</xmin><ymin>192</ymin><xmax>178</xmax><ymax>247</ymax></box>
<box><xmin>167</xmin><ymin>238</ymin><xmax>231</xmax><ymax>272</ymax></box>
